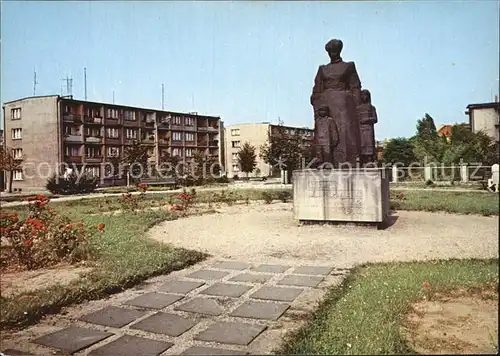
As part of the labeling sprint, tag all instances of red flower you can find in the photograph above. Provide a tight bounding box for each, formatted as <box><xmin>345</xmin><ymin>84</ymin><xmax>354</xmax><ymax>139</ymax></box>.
<box><xmin>66</xmin><ymin>223</ymin><xmax>74</xmax><ymax>229</ymax></box>
<box><xmin>24</xmin><ymin>240</ymin><xmax>32</xmax><ymax>247</ymax></box>
<box><xmin>423</xmin><ymin>281</ymin><xmax>430</xmax><ymax>288</ymax></box>
<box><xmin>97</xmin><ymin>223</ymin><xmax>105</xmax><ymax>232</ymax></box>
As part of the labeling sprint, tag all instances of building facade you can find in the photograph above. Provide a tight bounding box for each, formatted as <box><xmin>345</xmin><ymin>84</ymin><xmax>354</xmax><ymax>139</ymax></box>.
<box><xmin>465</xmin><ymin>101</ymin><xmax>500</xmax><ymax>144</ymax></box>
<box><xmin>2</xmin><ymin>95</ymin><xmax>224</xmax><ymax>192</ymax></box>
<box><xmin>224</xmin><ymin>122</ymin><xmax>313</xmax><ymax>178</ymax></box>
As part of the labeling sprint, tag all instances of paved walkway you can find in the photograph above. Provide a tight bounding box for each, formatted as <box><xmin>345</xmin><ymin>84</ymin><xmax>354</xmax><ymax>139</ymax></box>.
<box><xmin>1</xmin><ymin>258</ymin><xmax>348</xmax><ymax>355</ymax></box>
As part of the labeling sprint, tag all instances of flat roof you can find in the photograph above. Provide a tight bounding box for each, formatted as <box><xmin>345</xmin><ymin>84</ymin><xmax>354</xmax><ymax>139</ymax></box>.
<box><xmin>466</xmin><ymin>102</ymin><xmax>500</xmax><ymax>110</ymax></box>
<box><xmin>3</xmin><ymin>95</ymin><xmax>221</xmax><ymax>119</ymax></box>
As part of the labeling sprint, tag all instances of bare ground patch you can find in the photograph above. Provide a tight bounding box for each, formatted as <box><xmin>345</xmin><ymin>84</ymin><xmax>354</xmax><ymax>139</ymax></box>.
<box><xmin>402</xmin><ymin>285</ymin><xmax>499</xmax><ymax>354</ymax></box>
<box><xmin>0</xmin><ymin>264</ymin><xmax>93</xmax><ymax>298</ymax></box>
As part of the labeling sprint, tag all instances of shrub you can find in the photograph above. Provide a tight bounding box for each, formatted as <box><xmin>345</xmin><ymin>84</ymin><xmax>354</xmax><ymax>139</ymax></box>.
<box><xmin>46</xmin><ymin>172</ymin><xmax>98</xmax><ymax>195</ymax></box>
<box><xmin>169</xmin><ymin>188</ymin><xmax>197</xmax><ymax>213</ymax></box>
<box><xmin>216</xmin><ymin>175</ymin><xmax>229</xmax><ymax>184</ymax></box>
<box><xmin>0</xmin><ymin>195</ymin><xmax>92</xmax><ymax>270</ymax></box>
<box><xmin>425</xmin><ymin>179</ymin><xmax>435</xmax><ymax>187</ymax></box>
<box><xmin>262</xmin><ymin>191</ymin><xmax>274</xmax><ymax>204</ymax></box>
<box><xmin>135</xmin><ymin>183</ymin><xmax>149</xmax><ymax>193</ymax></box>
<box><xmin>120</xmin><ymin>193</ymin><xmax>140</xmax><ymax>212</ymax></box>
<box><xmin>232</xmin><ymin>175</ymin><xmax>240</xmax><ymax>181</ymax></box>
<box><xmin>277</xmin><ymin>190</ymin><xmax>292</xmax><ymax>202</ymax></box>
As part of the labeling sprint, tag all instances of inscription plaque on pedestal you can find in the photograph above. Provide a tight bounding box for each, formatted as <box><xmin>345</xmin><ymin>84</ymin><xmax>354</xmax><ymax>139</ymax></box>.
<box><xmin>293</xmin><ymin>168</ymin><xmax>389</xmax><ymax>223</ymax></box>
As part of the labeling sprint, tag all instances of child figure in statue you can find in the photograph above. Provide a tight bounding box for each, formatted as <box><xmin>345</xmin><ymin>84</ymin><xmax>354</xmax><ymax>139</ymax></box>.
<box><xmin>314</xmin><ymin>105</ymin><xmax>340</xmax><ymax>167</ymax></box>
<box><xmin>357</xmin><ymin>89</ymin><xmax>378</xmax><ymax>166</ymax></box>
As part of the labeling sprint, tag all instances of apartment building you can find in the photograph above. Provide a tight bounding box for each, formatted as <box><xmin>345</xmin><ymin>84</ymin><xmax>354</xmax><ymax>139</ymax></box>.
<box><xmin>2</xmin><ymin>95</ymin><xmax>224</xmax><ymax>192</ymax></box>
<box><xmin>465</xmin><ymin>100</ymin><xmax>500</xmax><ymax>144</ymax></box>
<box><xmin>224</xmin><ymin>122</ymin><xmax>314</xmax><ymax>178</ymax></box>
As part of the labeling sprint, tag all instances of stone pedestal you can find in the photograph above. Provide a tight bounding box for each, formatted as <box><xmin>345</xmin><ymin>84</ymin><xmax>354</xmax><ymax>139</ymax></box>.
<box><xmin>292</xmin><ymin>168</ymin><xmax>390</xmax><ymax>224</ymax></box>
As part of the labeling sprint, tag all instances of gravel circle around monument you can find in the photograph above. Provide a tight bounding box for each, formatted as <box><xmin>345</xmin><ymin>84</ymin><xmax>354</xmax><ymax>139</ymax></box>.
<box><xmin>148</xmin><ymin>203</ymin><xmax>499</xmax><ymax>267</ymax></box>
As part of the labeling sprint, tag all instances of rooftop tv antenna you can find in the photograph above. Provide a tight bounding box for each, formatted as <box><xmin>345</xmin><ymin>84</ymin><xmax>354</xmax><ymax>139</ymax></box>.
<box><xmin>33</xmin><ymin>68</ymin><xmax>39</xmax><ymax>96</ymax></box>
<box><xmin>61</xmin><ymin>75</ymin><xmax>73</xmax><ymax>96</ymax></box>
<box><xmin>84</xmin><ymin>67</ymin><xmax>87</xmax><ymax>100</ymax></box>
<box><xmin>162</xmin><ymin>83</ymin><xmax>165</xmax><ymax>110</ymax></box>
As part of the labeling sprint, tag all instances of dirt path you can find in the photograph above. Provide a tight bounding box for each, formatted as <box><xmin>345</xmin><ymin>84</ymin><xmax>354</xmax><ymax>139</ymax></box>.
<box><xmin>148</xmin><ymin>203</ymin><xmax>499</xmax><ymax>267</ymax></box>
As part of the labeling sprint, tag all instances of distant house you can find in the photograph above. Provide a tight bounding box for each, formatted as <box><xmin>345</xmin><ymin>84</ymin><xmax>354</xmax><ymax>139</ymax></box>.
<box><xmin>465</xmin><ymin>99</ymin><xmax>500</xmax><ymax>144</ymax></box>
<box><xmin>437</xmin><ymin>123</ymin><xmax>470</xmax><ymax>143</ymax></box>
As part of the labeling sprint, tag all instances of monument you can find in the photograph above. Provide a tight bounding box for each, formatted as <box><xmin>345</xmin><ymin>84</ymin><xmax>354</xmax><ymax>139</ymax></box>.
<box><xmin>293</xmin><ymin>39</ymin><xmax>390</xmax><ymax>226</ymax></box>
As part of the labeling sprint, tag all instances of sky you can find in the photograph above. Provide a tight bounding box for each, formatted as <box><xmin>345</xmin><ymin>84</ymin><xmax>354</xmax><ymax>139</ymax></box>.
<box><xmin>1</xmin><ymin>1</ymin><xmax>499</xmax><ymax>140</ymax></box>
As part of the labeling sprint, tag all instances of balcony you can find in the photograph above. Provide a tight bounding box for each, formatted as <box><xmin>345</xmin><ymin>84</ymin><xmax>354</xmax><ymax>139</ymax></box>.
<box><xmin>123</xmin><ymin>119</ymin><xmax>139</xmax><ymax>127</ymax></box>
<box><xmin>105</xmin><ymin>117</ymin><xmax>121</xmax><ymax>126</ymax></box>
<box><xmin>185</xmin><ymin>140</ymin><xmax>196</xmax><ymax>147</ymax></box>
<box><xmin>105</xmin><ymin>137</ymin><xmax>121</xmax><ymax>145</ymax></box>
<box><xmin>63</xmin><ymin>114</ymin><xmax>82</xmax><ymax>124</ymax></box>
<box><xmin>197</xmin><ymin>126</ymin><xmax>208</xmax><ymax>131</ymax></box>
<box><xmin>64</xmin><ymin>134</ymin><xmax>83</xmax><ymax>143</ymax></box>
<box><xmin>198</xmin><ymin>140</ymin><xmax>208</xmax><ymax>146</ymax></box>
<box><xmin>142</xmin><ymin>119</ymin><xmax>156</xmax><ymax>128</ymax></box>
<box><xmin>207</xmin><ymin>126</ymin><xmax>219</xmax><ymax>132</ymax></box>
<box><xmin>141</xmin><ymin>137</ymin><xmax>155</xmax><ymax>145</ymax></box>
<box><xmin>124</xmin><ymin>138</ymin><xmax>139</xmax><ymax>145</ymax></box>
<box><xmin>85</xmin><ymin>156</ymin><xmax>103</xmax><ymax>163</ymax></box>
<box><xmin>158</xmin><ymin>120</ymin><xmax>170</xmax><ymax>129</ymax></box>
<box><xmin>85</xmin><ymin>136</ymin><xmax>102</xmax><ymax>144</ymax></box>
<box><xmin>171</xmin><ymin>140</ymin><xmax>183</xmax><ymax>146</ymax></box>
<box><xmin>158</xmin><ymin>138</ymin><xmax>170</xmax><ymax>146</ymax></box>
<box><xmin>209</xmin><ymin>140</ymin><xmax>219</xmax><ymax>147</ymax></box>
<box><xmin>84</xmin><ymin>116</ymin><xmax>103</xmax><ymax>125</ymax></box>
<box><xmin>64</xmin><ymin>156</ymin><xmax>82</xmax><ymax>164</ymax></box>
<box><xmin>171</xmin><ymin>124</ymin><xmax>183</xmax><ymax>130</ymax></box>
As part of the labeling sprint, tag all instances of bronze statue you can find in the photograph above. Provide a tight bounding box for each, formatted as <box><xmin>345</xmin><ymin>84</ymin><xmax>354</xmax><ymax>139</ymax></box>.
<box><xmin>357</xmin><ymin>89</ymin><xmax>378</xmax><ymax>165</ymax></box>
<box><xmin>314</xmin><ymin>105</ymin><xmax>340</xmax><ymax>165</ymax></box>
<box><xmin>311</xmin><ymin>39</ymin><xmax>362</xmax><ymax>167</ymax></box>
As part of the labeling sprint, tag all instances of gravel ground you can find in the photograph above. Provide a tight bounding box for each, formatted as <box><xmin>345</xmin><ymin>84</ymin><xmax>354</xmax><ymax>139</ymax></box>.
<box><xmin>148</xmin><ymin>202</ymin><xmax>499</xmax><ymax>268</ymax></box>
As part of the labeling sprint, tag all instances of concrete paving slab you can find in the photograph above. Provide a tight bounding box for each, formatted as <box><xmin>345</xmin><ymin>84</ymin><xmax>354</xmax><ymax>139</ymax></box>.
<box><xmin>157</xmin><ymin>280</ymin><xmax>205</xmax><ymax>294</ymax></box>
<box><xmin>277</xmin><ymin>275</ymin><xmax>323</xmax><ymax>288</ymax></box>
<box><xmin>250</xmin><ymin>286</ymin><xmax>304</xmax><ymax>302</ymax></box>
<box><xmin>212</xmin><ymin>261</ymin><xmax>251</xmax><ymax>270</ymax></box>
<box><xmin>251</xmin><ymin>264</ymin><xmax>290</xmax><ymax>273</ymax></box>
<box><xmin>228</xmin><ymin>273</ymin><xmax>273</xmax><ymax>284</ymax></box>
<box><xmin>292</xmin><ymin>266</ymin><xmax>333</xmax><ymax>275</ymax></box>
<box><xmin>175</xmin><ymin>297</ymin><xmax>224</xmax><ymax>316</ymax></box>
<box><xmin>195</xmin><ymin>321</ymin><xmax>267</xmax><ymax>345</ymax></box>
<box><xmin>181</xmin><ymin>346</ymin><xmax>248</xmax><ymax>355</ymax></box>
<box><xmin>124</xmin><ymin>292</ymin><xmax>183</xmax><ymax>309</ymax></box>
<box><xmin>229</xmin><ymin>300</ymin><xmax>289</xmax><ymax>321</ymax></box>
<box><xmin>88</xmin><ymin>335</ymin><xmax>173</xmax><ymax>356</ymax></box>
<box><xmin>186</xmin><ymin>270</ymin><xmax>230</xmax><ymax>280</ymax></box>
<box><xmin>200</xmin><ymin>283</ymin><xmax>252</xmax><ymax>298</ymax></box>
<box><xmin>80</xmin><ymin>306</ymin><xmax>148</xmax><ymax>328</ymax></box>
<box><xmin>130</xmin><ymin>312</ymin><xmax>198</xmax><ymax>337</ymax></box>
<box><xmin>32</xmin><ymin>326</ymin><xmax>113</xmax><ymax>354</ymax></box>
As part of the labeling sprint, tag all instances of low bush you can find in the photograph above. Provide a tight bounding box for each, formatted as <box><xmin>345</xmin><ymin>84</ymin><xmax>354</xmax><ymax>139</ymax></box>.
<box><xmin>277</xmin><ymin>190</ymin><xmax>292</xmax><ymax>202</ymax></box>
<box><xmin>46</xmin><ymin>172</ymin><xmax>98</xmax><ymax>195</ymax></box>
<box><xmin>0</xmin><ymin>195</ymin><xmax>93</xmax><ymax>270</ymax></box>
<box><xmin>261</xmin><ymin>191</ymin><xmax>274</xmax><ymax>204</ymax></box>
<box><xmin>216</xmin><ymin>175</ymin><xmax>229</xmax><ymax>184</ymax></box>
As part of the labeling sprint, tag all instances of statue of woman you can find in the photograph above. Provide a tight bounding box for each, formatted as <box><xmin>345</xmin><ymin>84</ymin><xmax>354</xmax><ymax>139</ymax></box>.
<box><xmin>311</xmin><ymin>39</ymin><xmax>362</xmax><ymax>167</ymax></box>
<box><xmin>357</xmin><ymin>89</ymin><xmax>378</xmax><ymax>165</ymax></box>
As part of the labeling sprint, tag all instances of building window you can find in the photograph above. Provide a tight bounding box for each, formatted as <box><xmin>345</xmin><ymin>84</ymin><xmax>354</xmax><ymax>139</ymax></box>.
<box><xmin>11</xmin><ymin>128</ymin><xmax>22</xmax><ymax>140</ymax></box>
<box><xmin>124</xmin><ymin>110</ymin><xmax>136</xmax><ymax>121</ymax></box>
<box><xmin>85</xmin><ymin>166</ymin><xmax>100</xmax><ymax>177</ymax></box>
<box><xmin>125</xmin><ymin>129</ymin><xmax>137</xmax><ymax>139</ymax></box>
<box><xmin>231</xmin><ymin>140</ymin><xmax>240</xmax><ymax>148</ymax></box>
<box><xmin>85</xmin><ymin>107</ymin><xmax>101</xmax><ymax>117</ymax></box>
<box><xmin>185</xmin><ymin>117</ymin><xmax>194</xmax><ymax>126</ymax></box>
<box><xmin>172</xmin><ymin>116</ymin><xmax>182</xmax><ymax>125</ymax></box>
<box><xmin>106</xmin><ymin>108</ymin><xmax>119</xmax><ymax>118</ymax></box>
<box><xmin>107</xmin><ymin>147</ymin><xmax>120</xmax><ymax>157</ymax></box>
<box><xmin>232</xmin><ymin>164</ymin><xmax>240</xmax><ymax>172</ymax></box>
<box><xmin>64</xmin><ymin>105</ymin><xmax>72</xmax><ymax>114</ymax></box>
<box><xmin>172</xmin><ymin>132</ymin><xmax>183</xmax><ymax>141</ymax></box>
<box><xmin>13</xmin><ymin>170</ymin><xmax>23</xmax><ymax>181</ymax></box>
<box><xmin>65</xmin><ymin>146</ymin><xmax>80</xmax><ymax>157</ymax></box>
<box><xmin>85</xmin><ymin>127</ymin><xmax>100</xmax><ymax>137</ymax></box>
<box><xmin>231</xmin><ymin>129</ymin><xmax>240</xmax><ymax>136</ymax></box>
<box><xmin>172</xmin><ymin>148</ymin><xmax>182</xmax><ymax>157</ymax></box>
<box><xmin>13</xmin><ymin>148</ymin><xmax>23</xmax><ymax>160</ymax></box>
<box><xmin>106</xmin><ymin>127</ymin><xmax>119</xmax><ymax>138</ymax></box>
<box><xmin>185</xmin><ymin>148</ymin><xmax>193</xmax><ymax>157</ymax></box>
<box><xmin>232</xmin><ymin>152</ymin><xmax>238</xmax><ymax>160</ymax></box>
<box><xmin>11</xmin><ymin>108</ymin><xmax>21</xmax><ymax>120</ymax></box>
<box><xmin>85</xmin><ymin>147</ymin><xmax>101</xmax><ymax>158</ymax></box>
<box><xmin>185</xmin><ymin>133</ymin><xmax>195</xmax><ymax>141</ymax></box>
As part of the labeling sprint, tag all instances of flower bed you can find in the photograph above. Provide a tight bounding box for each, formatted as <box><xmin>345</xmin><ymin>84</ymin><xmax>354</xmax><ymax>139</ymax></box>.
<box><xmin>0</xmin><ymin>195</ymin><xmax>95</xmax><ymax>271</ymax></box>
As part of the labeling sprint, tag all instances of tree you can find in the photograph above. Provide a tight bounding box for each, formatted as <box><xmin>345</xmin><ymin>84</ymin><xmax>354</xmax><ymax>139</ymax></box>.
<box><xmin>158</xmin><ymin>150</ymin><xmax>181</xmax><ymax>177</ymax></box>
<box><xmin>260</xmin><ymin>123</ymin><xmax>311</xmax><ymax>183</ymax></box>
<box><xmin>237</xmin><ymin>142</ymin><xmax>257</xmax><ymax>178</ymax></box>
<box><xmin>105</xmin><ymin>152</ymin><xmax>122</xmax><ymax>185</ymax></box>
<box><xmin>122</xmin><ymin>140</ymin><xmax>149</xmax><ymax>182</ymax></box>
<box><xmin>0</xmin><ymin>147</ymin><xmax>24</xmax><ymax>193</ymax></box>
<box><xmin>190</xmin><ymin>151</ymin><xmax>222</xmax><ymax>183</ymax></box>
<box><xmin>442</xmin><ymin>125</ymin><xmax>498</xmax><ymax>166</ymax></box>
<box><xmin>382</xmin><ymin>138</ymin><xmax>418</xmax><ymax>166</ymax></box>
<box><xmin>413</xmin><ymin>113</ymin><xmax>447</xmax><ymax>163</ymax></box>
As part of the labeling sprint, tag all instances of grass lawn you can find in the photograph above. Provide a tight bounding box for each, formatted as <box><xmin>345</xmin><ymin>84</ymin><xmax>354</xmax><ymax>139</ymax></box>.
<box><xmin>0</xmin><ymin>209</ymin><xmax>207</xmax><ymax>330</ymax></box>
<box><xmin>278</xmin><ymin>258</ymin><xmax>499</xmax><ymax>355</ymax></box>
